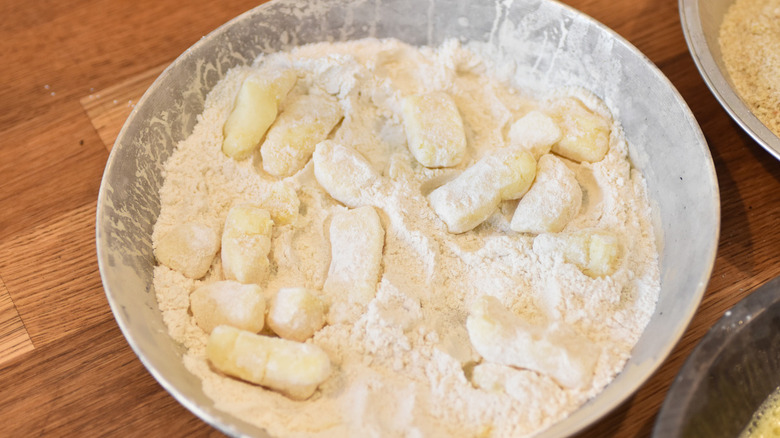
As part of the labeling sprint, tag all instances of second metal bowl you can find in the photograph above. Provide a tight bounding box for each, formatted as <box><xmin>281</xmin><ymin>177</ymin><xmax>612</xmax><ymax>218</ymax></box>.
<box><xmin>680</xmin><ymin>0</ymin><xmax>780</xmax><ymax>160</ymax></box>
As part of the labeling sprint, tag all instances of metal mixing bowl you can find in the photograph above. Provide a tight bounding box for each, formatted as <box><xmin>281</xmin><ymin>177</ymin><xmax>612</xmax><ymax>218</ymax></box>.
<box><xmin>680</xmin><ymin>0</ymin><xmax>780</xmax><ymax>160</ymax></box>
<box><xmin>653</xmin><ymin>276</ymin><xmax>780</xmax><ymax>438</ymax></box>
<box><xmin>96</xmin><ymin>0</ymin><xmax>720</xmax><ymax>436</ymax></box>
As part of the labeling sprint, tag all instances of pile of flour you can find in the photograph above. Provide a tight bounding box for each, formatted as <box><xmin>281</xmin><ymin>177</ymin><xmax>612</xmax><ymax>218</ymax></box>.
<box><xmin>152</xmin><ymin>38</ymin><xmax>660</xmax><ymax>437</ymax></box>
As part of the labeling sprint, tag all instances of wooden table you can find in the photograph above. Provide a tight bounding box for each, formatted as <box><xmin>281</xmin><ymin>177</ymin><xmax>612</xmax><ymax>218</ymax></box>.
<box><xmin>1</xmin><ymin>0</ymin><xmax>778</xmax><ymax>436</ymax></box>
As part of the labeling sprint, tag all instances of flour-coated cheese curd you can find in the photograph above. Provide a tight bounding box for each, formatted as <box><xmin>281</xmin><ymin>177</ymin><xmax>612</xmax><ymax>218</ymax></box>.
<box><xmin>511</xmin><ymin>154</ymin><xmax>582</xmax><ymax>234</ymax></box>
<box><xmin>312</xmin><ymin>140</ymin><xmax>382</xmax><ymax>207</ymax></box>
<box><xmin>154</xmin><ymin>222</ymin><xmax>219</xmax><ymax>279</ymax></box>
<box><xmin>221</xmin><ymin>204</ymin><xmax>273</xmax><ymax>285</ymax></box>
<box><xmin>207</xmin><ymin>325</ymin><xmax>332</xmax><ymax>400</ymax></box>
<box><xmin>466</xmin><ymin>296</ymin><xmax>599</xmax><ymax>389</ymax></box>
<box><xmin>507</xmin><ymin>110</ymin><xmax>562</xmax><ymax>159</ymax></box>
<box><xmin>190</xmin><ymin>281</ymin><xmax>266</xmax><ymax>334</ymax></box>
<box><xmin>323</xmin><ymin>206</ymin><xmax>385</xmax><ymax>324</ymax></box>
<box><xmin>401</xmin><ymin>91</ymin><xmax>467</xmax><ymax>168</ymax></box>
<box><xmin>261</xmin><ymin>94</ymin><xmax>343</xmax><ymax>177</ymax></box>
<box><xmin>547</xmin><ymin>97</ymin><xmax>611</xmax><ymax>163</ymax></box>
<box><xmin>428</xmin><ymin>147</ymin><xmax>536</xmax><ymax>233</ymax></box>
<box><xmin>266</xmin><ymin>287</ymin><xmax>326</xmax><ymax>342</ymax></box>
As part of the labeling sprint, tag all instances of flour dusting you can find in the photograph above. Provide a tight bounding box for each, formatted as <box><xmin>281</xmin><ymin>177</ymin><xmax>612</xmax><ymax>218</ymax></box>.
<box><xmin>152</xmin><ymin>38</ymin><xmax>660</xmax><ymax>437</ymax></box>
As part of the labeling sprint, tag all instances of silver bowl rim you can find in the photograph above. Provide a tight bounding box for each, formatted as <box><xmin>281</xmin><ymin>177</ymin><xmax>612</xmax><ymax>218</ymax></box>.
<box><xmin>679</xmin><ymin>0</ymin><xmax>780</xmax><ymax>161</ymax></box>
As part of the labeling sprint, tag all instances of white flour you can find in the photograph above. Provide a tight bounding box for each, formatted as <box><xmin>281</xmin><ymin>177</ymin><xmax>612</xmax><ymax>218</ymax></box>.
<box><xmin>152</xmin><ymin>38</ymin><xmax>660</xmax><ymax>437</ymax></box>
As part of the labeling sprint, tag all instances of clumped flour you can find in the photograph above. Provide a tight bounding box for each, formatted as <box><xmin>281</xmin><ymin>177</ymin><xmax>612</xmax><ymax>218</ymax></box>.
<box><xmin>721</xmin><ymin>0</ymin><xmax>780</xmax><ymax>135</ymax></box>
<box><xmin>153</xmin><ymin>38</ymin><xmax>660</xmax><ymax>437</ymax></box>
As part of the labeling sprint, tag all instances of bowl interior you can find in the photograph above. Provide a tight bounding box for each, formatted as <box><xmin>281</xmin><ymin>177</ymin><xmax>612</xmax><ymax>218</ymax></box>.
<box><xmin>654</xmin><ymin>277</ymin><xmax>780</xmax><ymax>438</ymax></box>
<box><xmin>680</xmin><ymin>0</ymin><xmax>780</xmax><ymax>160</ymax></box>
<box><xmin>96</xmin><ymin>0</ymin><xmax>719</xmax><ymax>436</ymax></box>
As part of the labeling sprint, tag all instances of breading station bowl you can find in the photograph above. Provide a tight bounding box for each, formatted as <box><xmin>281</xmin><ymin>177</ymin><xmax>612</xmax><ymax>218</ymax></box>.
<box><xmin>654</xmin><ymin>276</ymin><xmax>780</xmax><ymax>438</ymax></box>
<box><xmin>96</xmin><ymin>0</ymin><xmax>719</xmax><ymax>436</ymax></box>
<box><xmin>680</xmin><ymin>0</ymin><xmax>780</xmax><ymax>160</ymax></box>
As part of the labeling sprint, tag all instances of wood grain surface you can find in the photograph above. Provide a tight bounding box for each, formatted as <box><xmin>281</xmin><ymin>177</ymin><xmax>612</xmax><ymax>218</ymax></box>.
<box><xmin>1</xmin><ymin>0</ymin><xmax>778</xmax><ymax>437</ymax></box>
